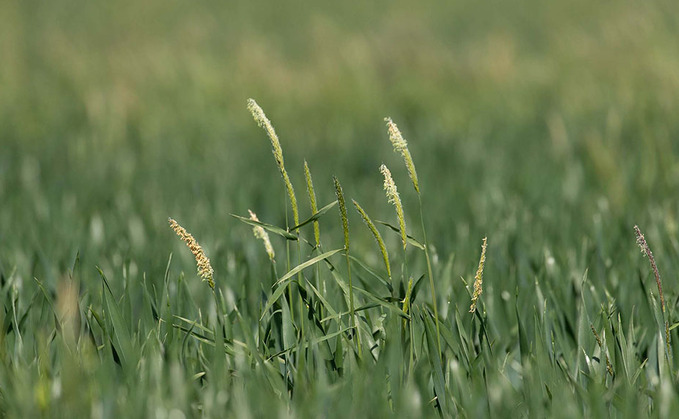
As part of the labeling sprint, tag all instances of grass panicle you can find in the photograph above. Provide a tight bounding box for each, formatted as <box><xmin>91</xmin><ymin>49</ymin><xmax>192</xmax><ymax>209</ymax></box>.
<box><xmin>248</xmin><ymin>210</ymin><xmax>275</xmax><ymax>262</ymax></box>
<box><xmin>634</xmin><ymin>225</ymin><xmax>671</xmax><ymax>358</ymax></box>
<box><xmin>384</xmin><ymin>121</ymin><xmax>442</xmax><ymax>360</ymax></box>
<box><xmin>247</xmin><ymin>98</ymin><xmax>299</xmax><ymax>226</ymax></box>
<box><xmin>469</xmin><ymin>237</ymin><xmax>487</xmax><ymax>313</ymax></box>
<box><xmin>385</xmin><ymin>117</ymin><xmax>419</xmax><ymax>194</ymax></box>
<box><xmin>304</xmin><ymin>160</ymin><xmax>321</xmax><ymax>247</ymax></box>
<box><xmin>168</xmin><ymin>218</ymin><xmax>215</xmax><ymax>290</ymax></box>
<box><xmin>334</xmin><ymin>176</ymin><xmax>350</xmax><ymax>252</ymax></box>
<box><xmin>352</xmin><ymin>199</ymin><xmax>391</xmax><ymax>280</ymax></box>
<box><xmin>380</xmin><ymin>164</ymin><xmax>407</xmax><ymax>250</ymax></box>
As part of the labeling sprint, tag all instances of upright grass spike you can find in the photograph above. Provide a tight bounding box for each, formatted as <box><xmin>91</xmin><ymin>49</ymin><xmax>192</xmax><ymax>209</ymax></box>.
<box><xmin>334</xmin><ymin>177</ymin><xmax>350</xmax><ymax>252</ymax></box>
<box><xmin>379</xmin><ymin>164</ymin><xmax>407</xmax><ymax>250</ymax></box>
<box><xmin>248</xmin><ymin>98</ymin><xmax>300</xmax><ymax>334</ymax></box>
<box><xmin>634</xmin><ymin>225</ymin><xmax>671</xmax><ymax>362</ymax></box>
<box><xmin>383</xmin><ymin>120</ymin><xmax>442</xmax><ymax>360</ymax></box>
<box><xmin>333</xmin><ymin>176</ymin><xmax>361</xmax><ymax>357</ymax></box>
<box><xmin>352</xmin><ymin>199</ymin><xmax>392</xmax><ymax>281</ymax></box>
<box><xmin>305</xmin><ymin>160</ymin><xmax>326</xmax><ymax>311</ymax></box>
<box><xmin>168</xmin><ymin>218</ymin><xmax>214</xmax><ymax>291</ymax></box>
<box><xmin>469</xmin><ymin>237</ymin><xmax>488</xmax><ymax>314</ymax></box>
<box><xmin>385</xmin><ymin>117</ymin><xmax>419</xmax><ymax>194</ymax></box>
<box><xmin>247</xmin><ymin>98</ymin><xmax>299</xmax><ymax>227</ymax></box>
<box><xmin>248</xmin><ymin>210</ymin><xmax>276</xmax><ymax>262</ymax></box>
<box><xmin>304</xmin><ymin>160</ymin><xmax>321</xmax><ymax>247</ymax></box>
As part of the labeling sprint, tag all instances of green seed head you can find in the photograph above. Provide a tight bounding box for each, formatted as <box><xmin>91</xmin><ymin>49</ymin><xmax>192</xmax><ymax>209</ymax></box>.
<box><xmin>333</xmin><ymin>176</ymin><xmax>349</xmax><ymax>251</ymax></box>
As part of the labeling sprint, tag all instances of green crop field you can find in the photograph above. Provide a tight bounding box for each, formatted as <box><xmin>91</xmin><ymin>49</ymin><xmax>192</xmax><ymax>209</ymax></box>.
<box><xmin>2</xmin><ymin>0</ymin><xmax>679</xmax><ymax>417</ymax></box>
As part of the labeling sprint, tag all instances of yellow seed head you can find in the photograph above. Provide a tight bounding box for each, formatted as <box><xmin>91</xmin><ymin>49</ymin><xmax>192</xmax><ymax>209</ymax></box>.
<box><xmin>385</xmin><ymin>117</ymin><xmax>419</xmax><ymax>194</ymax></box>
<box><xmin>168</xmin><ymin>218</ymin><xmax>214</xmax><ymax>290</ymax></box>
<box><xmin>469</xmin><ymin>237</ymin><xmax>488</xmax><ymax>313</ymax></box>
<box><xmin>247</xmin><ymin>99</ymin><xmax>299</xmax><ymax>226</ymax></box>
<box><xmin>248</xmin><ymin>210</ymin><xmax>275</xmax><ymax>262</ymax></box>
<box><xmin>380</xmin><ymin>164</ymin><xmax>407</xmax><ymax>250</ymax></box>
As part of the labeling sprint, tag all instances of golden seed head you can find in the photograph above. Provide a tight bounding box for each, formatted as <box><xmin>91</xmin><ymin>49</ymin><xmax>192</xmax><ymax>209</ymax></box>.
<box><xmin>470</xmin><ymin>237</ymin><xmax>488</xmax><ymax>313</ymax></box>
<box><xmin>168</xmin><ymin>218</ymin><xmax>214</xmax><ymax>290</ymax></box>
<box><xmin>385</xmin><ymin>117</ymin><xmax>419</xmax><ymax>194</ymax></box>
<box><xmin>248</xmin><ymin>210</ymin><xmax>275</xmax><ymax>262</ymax></box>
<box><xmin>380</xmin><ymin>164</ymin><xmax>407</xmax><ymax>249</ymax></box>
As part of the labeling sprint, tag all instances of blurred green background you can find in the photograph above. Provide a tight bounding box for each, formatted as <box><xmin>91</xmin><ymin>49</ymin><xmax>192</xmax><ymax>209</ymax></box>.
<box><xmin>2</xmin><ymin>0</ymin><xmax>679</xmax><ymax>298</ymax></box>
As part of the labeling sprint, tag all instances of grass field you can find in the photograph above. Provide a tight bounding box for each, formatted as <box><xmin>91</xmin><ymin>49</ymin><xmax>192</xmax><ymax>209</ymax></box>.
<box><xmin>2</xmin><ymin>0</ymin><xmax>679</xmax><ymax>417</ymax></box>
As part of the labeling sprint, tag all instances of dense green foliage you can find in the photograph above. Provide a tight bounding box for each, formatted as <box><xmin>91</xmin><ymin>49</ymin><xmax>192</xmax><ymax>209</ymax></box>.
<box><xmin>2</xmin><ymin>0</ymin><xmax>679</xmax><ymax>416</ymax></box>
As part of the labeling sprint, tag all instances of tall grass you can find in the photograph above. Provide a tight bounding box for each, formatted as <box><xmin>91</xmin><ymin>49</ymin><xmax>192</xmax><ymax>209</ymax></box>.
<box><xmin>4</xmin><ymin>101</ymin><xmax>679</xmax><ymax>417</ymax></box>
<box><xmin>226</xmin><ymin>100</ymin><xmax>477</xmax><ymax>413</ymax></box>
<box><xmin>154</xmin><ymin>101</ymin><xmax>679</xmax><ymax>416</ymax></box>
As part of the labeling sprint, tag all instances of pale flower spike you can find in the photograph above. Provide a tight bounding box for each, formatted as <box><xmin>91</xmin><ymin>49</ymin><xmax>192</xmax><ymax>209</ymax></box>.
<box><xmin>247</xmin><ymin>98</ymin><xmax>299</xmax><ymax>226</ymax></box>
<box><xmin>385</xmin><ymin>117</ymin><xmax>419</xmax><ymax>194</ymax></box>
<box><xmin>380</xmin><ymin>164</ymin><xmax>407</xmax><ymax>250</ymax></box>
<box><xmin>249</xmin><ymin>210</ymin><xmax>275</xmax><ymax>262</ymax></box>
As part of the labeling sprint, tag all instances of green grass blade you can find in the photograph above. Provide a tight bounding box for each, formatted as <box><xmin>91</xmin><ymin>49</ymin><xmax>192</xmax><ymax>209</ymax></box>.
<box><xmin>374</xmin><ymin>220</ymin><xmax>425</xmax><ymax>250</ymax></box>
<box><xmin>349</xmin><ymin>255</ymin><xmax>392</xmax><ymax>293</ymax></box>
<box><xmin>326</xmin><ymin>263</ymin><xmax>410</xmax><ymax>320</ymax></box>
<box><xmin>97</xmin><ymin>267</ymin><xmax>136</xmax><ymax>369</ymax></box>
<box><xmin>290</xmin><ymin>200</ymin><xmax>338</xmax><ymax>231</ymax></box>
<box><xmin>274</xmin><ymin>249</ymin><xmax>343</xmax><ymax>287</ymax></box>
<box><xmin>231</xmin><ymin>213</ymin><xmax>298</xmax><ymax>240</ymax></box>
<box><xmin>261</xmin><ymin>249</ymin><xmax>341</xmax><ymax>319</ymax></box>
<box><xmin>422</xmin><ymin>308</ymin><xmax>450</xmax><ymax>415</ymax></box>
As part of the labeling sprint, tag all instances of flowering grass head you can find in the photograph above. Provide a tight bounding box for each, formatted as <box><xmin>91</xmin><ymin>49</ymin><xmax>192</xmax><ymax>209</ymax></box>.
<box><xmin>380</xmin><ymin>164</ymin><xmax>407</xmax><ymax>250</ymax></box>
<box><xmin>168</xmin><ymin>218</ymin><xmax>215</xmax><ymax>290</ymax></box>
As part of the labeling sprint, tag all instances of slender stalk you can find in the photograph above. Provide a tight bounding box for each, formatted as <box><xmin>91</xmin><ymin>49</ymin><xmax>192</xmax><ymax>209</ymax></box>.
<box><xmin>248</xmin><ymin>99</ymin><xmax>300</xmax><ymax>333</ymax></box>
<box><xmin>635</xmin><ymin>225</ymin><xmax>671</xmax><ymax>362</ymax></box>
<box><xmin>353</xmin><ymin>199</ymin><xmax>392</xmax><ymax>282</ymax></box>
<box><xmin>334</xmin><ymin>176</ymin><xmax>361</xmax><ymax>358</ymax></box>
<box><xmin>285</xmin><ymin>204</ymin><xmax>295</xmax><ymax>332</ymax></box>
<box><xmin>418</xmin><ymin>194</ymin><xmax>442</xmax><ymax>359</ymax></box>
<box><xmin>403</xmin><ymin>272</ymin><xmax>414</xmax><ymax>378</ymax></box>
<box><xmin>305</xmin><ymin>161</ymin><xmax>325</xmax><ymax>317</ymax></box>
<box><xmin>383</xmin><ymin>118</ymin><xmax>442</xmax><ymax>360</ymax></box>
